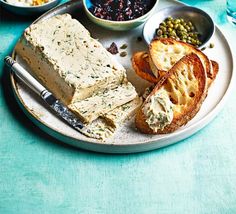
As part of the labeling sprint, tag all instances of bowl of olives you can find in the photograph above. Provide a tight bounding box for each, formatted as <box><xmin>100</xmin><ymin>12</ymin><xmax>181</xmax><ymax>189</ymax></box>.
<box><xmin>143</xmin><ymin>6</ymin><xmax>215</xmax><ymax>48</ymax></box>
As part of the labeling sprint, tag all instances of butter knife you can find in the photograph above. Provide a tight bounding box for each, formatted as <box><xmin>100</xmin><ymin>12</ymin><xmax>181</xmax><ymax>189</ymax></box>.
<box><xmin>4</xmin><ymin>56</ymin><xmax>85</xmax><ymax>133</ymax></box>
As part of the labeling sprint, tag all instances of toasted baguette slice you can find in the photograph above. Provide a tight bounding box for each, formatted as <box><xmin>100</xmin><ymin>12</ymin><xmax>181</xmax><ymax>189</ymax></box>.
<box><xmin>149</xmin><ymin>38</ymin><xmax>213</xmax><ymax>79</ymax></box>
<box><xmin>207</xmin><ymin>60</ymin><xmax>219</xmax><ymax>87</ymax></box>
<box><xmin>132</xmin><ymin>51</ymin><xmax>159</xmax><ymax>84</ymax></box>
<box><xmin>135</xmin><ymin>53</ymin><xmax>207</xmax><ymax>134</ymax></box>
<box><xmin>132</xmin><ymin>51</ymin><xmax>218</xmax><ymax>88</ymax></box>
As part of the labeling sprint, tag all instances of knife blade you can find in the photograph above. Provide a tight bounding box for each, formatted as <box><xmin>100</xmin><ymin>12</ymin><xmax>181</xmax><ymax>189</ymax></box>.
<box><xmin>4</xmin><ymin>56</ymin><xmax>88</xmax><ymax>134</ymax></box>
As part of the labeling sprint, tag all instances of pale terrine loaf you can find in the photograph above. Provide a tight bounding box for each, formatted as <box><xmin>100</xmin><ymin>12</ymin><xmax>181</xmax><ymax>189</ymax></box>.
<box><xmin>15</xmin><ymin>14</ymin><xmax>126</xmax><ymax>105</ymax></box>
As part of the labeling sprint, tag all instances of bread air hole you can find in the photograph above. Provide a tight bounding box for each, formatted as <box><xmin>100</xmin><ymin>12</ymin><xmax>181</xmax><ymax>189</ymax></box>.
<box><xmin>165</xmin><ymin>82</ymin><xmax>173</xmax><ymax>92</ymax></box>
<box><xmin>169</xmin><ymin>95</ymin><xmax>177</xmax><ymax>104</ymax></box>
<box><xmin>174</xmin><ymin>49</ymin><xmax>181</xmax><ymax>54</ymax></box>
<box><xmin>189</xmin><ymin>92</ymin><xmax>195</xmax><ymax>97</ymax></box>
<box><xmin>188</xmin><ymin>73</ymin><xmax>193</xmax><ymax>81</ymax></box>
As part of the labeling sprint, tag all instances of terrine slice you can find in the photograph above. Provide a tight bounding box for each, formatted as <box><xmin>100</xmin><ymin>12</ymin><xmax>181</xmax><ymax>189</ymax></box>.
<box><xmin>81</xmin><ymin>97</ymin><xmax>142</xmax><ymax>140</ymax></box>
<box><xmin>68</xmin><ymin>82</ymin><xmax>137</xmax><ymax>124</ymax></box>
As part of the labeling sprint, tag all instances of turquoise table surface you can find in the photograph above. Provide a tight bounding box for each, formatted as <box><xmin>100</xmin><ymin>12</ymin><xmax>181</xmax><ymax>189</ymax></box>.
<box><xmin>0</xmin><ymin>0</ymin><xmax>236</xmax><ymax>213</ymax></box>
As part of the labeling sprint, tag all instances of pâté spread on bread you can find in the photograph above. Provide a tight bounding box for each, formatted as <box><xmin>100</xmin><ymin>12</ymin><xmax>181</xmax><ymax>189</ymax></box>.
<box><xmin>143</xmin><ymin>88</ymin><xmax>173</xmax><ymax>132</ymax></box>
<box><xmin>135</xmin><ymin>53</ymin><xmax>209</xmax><ymax>134</ymax></box>
<box><xmin>133</xmin><ymin>36</ymin><xmax>219</xmax><ymax>134</ymax></box>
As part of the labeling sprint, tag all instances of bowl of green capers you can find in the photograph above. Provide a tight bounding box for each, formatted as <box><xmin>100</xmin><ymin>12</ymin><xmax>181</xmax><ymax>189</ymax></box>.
<box><xmin>143</xmin><ymin>6</ymin><xmax>215</xmax><ymax>48</ymax></box>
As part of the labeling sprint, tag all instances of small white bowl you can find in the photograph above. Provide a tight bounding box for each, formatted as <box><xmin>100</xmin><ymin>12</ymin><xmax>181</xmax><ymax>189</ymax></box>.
<box><xmin>0</xmin><ymin>0</ymin><xmax>61</xmax><ymax>15</ymax></box>
<box><xmin>143</xmin><ymin>6</ymin><xmax>215</xmax><ymax>48</ymax></box>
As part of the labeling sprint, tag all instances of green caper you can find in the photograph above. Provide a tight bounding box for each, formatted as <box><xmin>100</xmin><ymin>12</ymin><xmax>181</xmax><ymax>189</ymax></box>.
<box><xmin>188</xmin><ymin>21</ymin><xmax>193</xmax><ymax>27</ymax></box>
<box><xmin>209</xmin><ymin>43</ymin><xmax>215</xmax><ymax>48</ymax></box>
<box><xmin>174</xmin><ymin>24</ymin><xmax>179</xmax><ymax>29</ymax></box>
<box><xmin>120</xmin><ymin>51</ymin><xmax>127</xmax><ymax>57</ymax></box>
<box><xmin>157</xmin><ymin>30</ymin><xmax>163</xmax><ymax>36</ymax></box>
<box><xmin>120</xmin><ymin>44</ymin><xmax>128</xmax><ymax>49</ymax></box>
<box><xmin>160</xmin><ymin>22</ymin><xmax>166</xmax><ymax>27</ymax></box>
<box><xmin>171</xmin><ymin>31</ymin><xmax>177</xmax><ymax>36</ymax></box>
<box><xmin>177</xmin><ymin>25</ymin><xmax>181</xmax><ymax>31</ymax></box>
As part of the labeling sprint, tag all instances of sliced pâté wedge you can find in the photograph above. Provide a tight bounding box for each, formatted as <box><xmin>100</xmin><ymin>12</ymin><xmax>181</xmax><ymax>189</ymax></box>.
<box><xmin>81</xmin><ymin>97</ymin><xmax>143</xmax><ymax>140</ymax></box>
<box><xmin>68</xmin><ymin>82</ymin><xmax>137</xmax><ymax>124</ymax></box>
<box><xmin>135</xmin><ymin>53</ymin><xmax>207</xmax><ymax>134</ymax></box>
<box><xmin>149</xmin><ymin>38</ymin><xmax>213</xmax><ymax>80</ymax></box>
<box><xmin>103</xmin><ymin>96</ymin><xmax>142</xmax><ymax>128</ymax></box>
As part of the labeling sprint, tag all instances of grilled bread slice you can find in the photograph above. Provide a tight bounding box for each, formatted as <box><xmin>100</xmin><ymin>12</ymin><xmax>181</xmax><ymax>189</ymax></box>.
<box><xmin>207</xmin><ymin>60</ymin><xmax>219</xmax><ymax>87</ymax></box>
<box><xmin>135</xmin><ymin>53</ymin><xmax>207</xmax><ymax>134</ymax></box>
<box><xmin>149</xmin><ymin>38</ymin><xmax>213</xmax><ymax>80</ymax></box>
<box><xmin>132</xmin><ymin>51</ymin><xmax>218</xmax><ymax>88</ymax></box>
<box><xmin>132</xmin><ymin>51</ymin><xmax>159</xmax><ymax>84</ymax></box>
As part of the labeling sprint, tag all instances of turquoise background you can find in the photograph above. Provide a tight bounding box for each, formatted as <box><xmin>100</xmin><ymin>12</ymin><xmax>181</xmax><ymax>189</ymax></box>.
<box><xmin>0</xmin><ymin>0</ymin><xmax>236</xmax><ymax>213</ymax></box>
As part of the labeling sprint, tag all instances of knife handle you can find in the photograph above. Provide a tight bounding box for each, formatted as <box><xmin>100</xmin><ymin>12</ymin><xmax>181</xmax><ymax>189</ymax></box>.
<box><xmin>4</xmin><ymin>56</ymin><xmax>48</xmax><ymax>98</ymax></box>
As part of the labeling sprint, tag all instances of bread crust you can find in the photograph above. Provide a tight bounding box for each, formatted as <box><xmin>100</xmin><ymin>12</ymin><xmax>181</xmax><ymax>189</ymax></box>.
<box><xmin>135</xmin><ymin>53</ymin><xmax>208</xmax><ymax>134</ymax></box>
<box><xmin>208</xmin><ymin>60</ymin><xmax>219</xmax><ymax>87</ymax></box>
<box><xmin>131</xmin><ymin>51</ymin><xmax>159</xmax><ymax>84</ymax></box>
